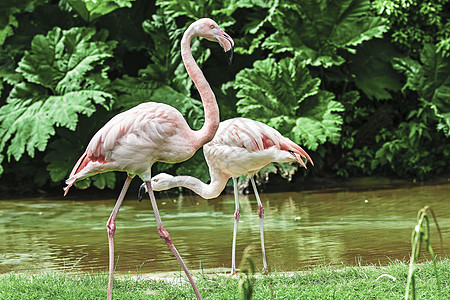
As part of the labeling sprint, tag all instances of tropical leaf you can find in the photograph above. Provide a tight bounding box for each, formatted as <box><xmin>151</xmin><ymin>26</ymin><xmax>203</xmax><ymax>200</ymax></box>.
<box><xmin>393</xmin><ymin>44</ymin><xmax>450</xmax><ymax>135</ymax></box>
<box><xmin>0</xmin><ymin>26</ymin><xmax>115</xmax><ymax>175</ymax></box>
<box><xmin>293</xmin><ymin>91</ymin><xmax>345</xmax><ymax>149</ymax></box>
<box><xmin>236</xmin><ymin>55</ymin><xmax>321</xmax><ymax>119</ymax></box>
<box><xmin>347</xmin><ymin>38</ymin><xmax>403</xmax><ymax>100</ymax></box>
<box><xmin>235</xmin><ymin>55</ymin><xmax>344</xmax><ymax>150</ymax></box>
<box><xmin>66</xmin><ymin>0</ymin><xmax>135</xmax><ymax>22</ymax></box>
<box><xmin>263</xmin><ymin>0</ymin><xmax>388</xmax><ymax>67</ymax></box>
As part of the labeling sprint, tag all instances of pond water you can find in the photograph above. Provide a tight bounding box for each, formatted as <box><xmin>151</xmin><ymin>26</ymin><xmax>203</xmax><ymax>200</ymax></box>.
<box><xmin>1</xmin><ymin>181</ymin><xmax>449</xmax><ymax>275</ymax></box>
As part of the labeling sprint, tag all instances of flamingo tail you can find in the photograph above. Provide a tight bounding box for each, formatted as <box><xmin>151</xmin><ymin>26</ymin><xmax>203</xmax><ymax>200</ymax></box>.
<box><xmin>64</xmin><ymin>152</ymin><xmax>88</xmax><ymax>196</ymax></box>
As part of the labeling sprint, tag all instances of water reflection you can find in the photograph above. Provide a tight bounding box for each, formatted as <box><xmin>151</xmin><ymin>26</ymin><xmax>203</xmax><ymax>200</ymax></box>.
<box><xmin>0</xmin><ymin>182</ymin><xmax>449</xmax><ymax>275</ymax></box>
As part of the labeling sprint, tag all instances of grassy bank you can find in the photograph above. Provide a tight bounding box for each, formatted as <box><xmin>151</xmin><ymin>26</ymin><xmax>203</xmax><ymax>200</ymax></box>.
<box><xmin>0</xmin><ymin>259</ymin><xmax>449</xmax><ymax>299</ymax></box>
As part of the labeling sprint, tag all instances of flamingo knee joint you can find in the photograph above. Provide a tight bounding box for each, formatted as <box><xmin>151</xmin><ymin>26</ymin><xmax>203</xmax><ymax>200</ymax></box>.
<box><xmin>158</xmin><ymin>225</ymin><xmax>173</xmax><ymax>245</ymax></box>
<box><xmin>234</xmin><ymin>208</ymin><xmax>240</xmax><ymax>221</ymax></box>
<box><xmin>258</xmin><ymin>205</ymin><xmax>264</xmax><ymax>219</ymax></box>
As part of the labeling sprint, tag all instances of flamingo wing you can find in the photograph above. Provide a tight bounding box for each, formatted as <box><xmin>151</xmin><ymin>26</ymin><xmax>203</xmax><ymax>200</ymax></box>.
<box><xmin>64</xmin><ymin>102</ymin><xmax>186</xmax><ymax>194</ymax></box>
<box><xmin>210</xmin><ymin>118</ymin><xmax>313</xmax><ymax>167</ymax></box>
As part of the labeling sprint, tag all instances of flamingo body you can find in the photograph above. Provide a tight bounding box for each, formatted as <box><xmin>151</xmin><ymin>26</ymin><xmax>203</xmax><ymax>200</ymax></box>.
<box><xmin>64</xmin><ymin>102</ymin><xmax>197</xmax><ymax>194</ymax></box>
<box><xmin>205</xmin><ymin>118</ymin><xmax>310</xmax><ymax>177</ymax></box>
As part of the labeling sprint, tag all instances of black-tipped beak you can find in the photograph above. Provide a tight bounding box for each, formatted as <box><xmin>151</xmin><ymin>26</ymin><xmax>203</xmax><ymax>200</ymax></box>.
<box><xmin>224</xmin><ymin>36</ymin><xmax>234</xmax><ymax>64</ymax></box>
<box><xmin>138</xmin><ymin>183</ymin><xmax>147</xmax><ymax>202</ymax></box>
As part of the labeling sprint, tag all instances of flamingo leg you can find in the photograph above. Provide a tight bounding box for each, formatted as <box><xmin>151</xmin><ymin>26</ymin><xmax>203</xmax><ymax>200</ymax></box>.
<box><xmin>231</xmin><ymin>176</ymin><xmax>240</xmax><ymax>275</ymax></box>
<box><xmin>145</xmin><ymin>181</ymin><xmax>202</xmax><ymax>300</ymax></box>
<box><xmin>250</xmin><ymin>176</ymin><xmax>268</xmax><ymax>274</ymax></box>
<box><xmin>106</xmin><ymin>175</ymin><xmax>133</xmax><ymax>300</ymax></box>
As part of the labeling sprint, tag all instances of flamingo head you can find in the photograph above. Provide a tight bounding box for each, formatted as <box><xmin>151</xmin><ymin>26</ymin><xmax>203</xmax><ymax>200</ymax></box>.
<box><xmin>137</xmin><ymin>173</ymin><xmax>176</xmax><ymax>201</ymax></box>
<box><xmin>194</xmin><ymin>18</ymin><xmax>234</xmax><ymax>64</ymax></box>
<box><xmin>150</xmin><ymin>173</ymin><xmax>176</xmax><ymax>191</ymax></box>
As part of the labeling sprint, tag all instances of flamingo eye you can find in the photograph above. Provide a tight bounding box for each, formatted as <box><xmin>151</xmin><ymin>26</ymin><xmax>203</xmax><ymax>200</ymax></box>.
<box><xmin>210</xmin><ymin>25</ymin><xmax>215</xmax><ymax>29</ymax></box>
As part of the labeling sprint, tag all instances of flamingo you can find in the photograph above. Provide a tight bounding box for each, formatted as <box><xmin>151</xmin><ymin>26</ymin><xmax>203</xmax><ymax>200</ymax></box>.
<box><xmin>63</xmin><ymin>18</ymin><xmax>234</xmax><ymax>300</ymax></box>
<box><xmin>139</xmin><ymin>117</ymin><xmax>313</xmax><ymax>274</ymax></box>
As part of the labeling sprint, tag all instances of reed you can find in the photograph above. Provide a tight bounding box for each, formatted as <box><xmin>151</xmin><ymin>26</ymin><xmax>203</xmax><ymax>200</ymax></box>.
<box><xmin>405</xmin><ymin>206</ymin><xmax>443</xmax><ymax>300</ymax></box>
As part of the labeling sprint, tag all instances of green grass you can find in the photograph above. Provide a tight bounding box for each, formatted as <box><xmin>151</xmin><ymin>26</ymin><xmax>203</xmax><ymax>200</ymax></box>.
<box><xmin>0</xmin><ymin>259</ymin><xmax>449</xmax><ymax>299</ymax></box>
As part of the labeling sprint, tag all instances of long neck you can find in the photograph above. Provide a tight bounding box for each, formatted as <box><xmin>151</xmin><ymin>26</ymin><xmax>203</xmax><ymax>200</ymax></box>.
<box><xmin>165</xmin><ymin>171</ymin><xmax>229</xmax><ymax>199</ymax></box>
<box><xmin>181</xmin><ymin>25</ymin><xmax>220</xmax><ymax>148</ymax></box>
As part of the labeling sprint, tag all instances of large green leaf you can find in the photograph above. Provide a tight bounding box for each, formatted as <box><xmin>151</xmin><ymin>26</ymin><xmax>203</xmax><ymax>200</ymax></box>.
<box><xmin>0</xmin><ymin>26</ymin><xmax>115</xmax><ymax>174</ymax></box>
<box><xmin>236</xmin><ymin>55</ymin><xmax>321</xmax><ymax>119</ymax></box>
<box><xmin>347</xmin><ymin>38</ymin><xmax>403</xmax><ymax>100</ymax></box>
<box><xmin>292</xmin><ymin>91</ymin><xmax>345</xmax><ymax>149</ymax></box>
<box><xmin>66</xmin><ymin>0</ymin><xmax>135</xmax><ymax>22</ymax></box>
<box><xmin>235</xmin><ymin>55</ymin><xmax>344</xmax><ymax>150</ymax></box>
<box><xmin>263</xmin><ymin>0</ymin><xmax>388</xmax><ymax>67</ymax></box>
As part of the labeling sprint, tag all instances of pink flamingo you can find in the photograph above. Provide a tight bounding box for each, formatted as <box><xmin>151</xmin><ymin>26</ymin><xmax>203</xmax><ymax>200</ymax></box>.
<box><xmin>139</xmin><ymin>117</ymin><xmax>313</xmax><ymax>274</ymax></box>
<box><xmin>64</xmin><ymin>18</ymin><xmax>234</xmax><ymax>300</ymax></box>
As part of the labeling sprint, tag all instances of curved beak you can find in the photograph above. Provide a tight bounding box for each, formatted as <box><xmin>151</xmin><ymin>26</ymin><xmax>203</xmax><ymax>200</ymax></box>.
<box><xmin>138</xmin><ymin>182</ymin><xmax>147</xmax><ymax>202</ymax></box>
<box><xmin>215</xmin><ymin>29</ymin><xmax>234</xmax><ymax>64</ymax></box>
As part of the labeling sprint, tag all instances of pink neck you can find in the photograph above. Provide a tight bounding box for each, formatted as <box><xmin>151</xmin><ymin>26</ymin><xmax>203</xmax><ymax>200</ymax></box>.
<box><xmin>181</xmin><ymin>25</ymin><xmax>220</xmax><ymax>148</ymax></box>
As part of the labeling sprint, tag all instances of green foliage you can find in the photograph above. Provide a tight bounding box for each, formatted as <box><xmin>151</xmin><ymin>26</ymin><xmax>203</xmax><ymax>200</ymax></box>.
<box><xmin>374</xmin><ymin>0</ymin><xmax>450</xmax><ymax>58</ymax></box>
<box><xmin>156</xmin><ymin>0</ymin><xmax>234</xmax><ymax>25</ymax></box>
<box><xmin>364</xmin><ymin>43</ymin><xmax>450</xmax><ymax>179</ymax></box>
<box><xmin>0</xmin><ymin>26</ymin><xmax>115</xmax><ymax>176</ymax></box>
<box><xmin>263</xmin><ymin>0</ymin><xmax>388</xmax><ymax>67</ymax></box>
<box><xmin>140</xmin><ymin>11</ymin><xmax>210</xmax><ymax>98</ymax></box>
<box><xmin>0</xmin><ymin>0</ymin><xmax>42</xmax><ymax>46</ymax></box>
<box><xmin>66</xmin><ymin>0</ymin><xmax>135</xmax><ymax>22</ymax></box>
<box><xmin>346</xmin><ymin>38</ymin><xmax>403</xmax><ymax>100</ymax></box>
<box><xmin>235</xmin><ymin>55</ymin><xmax>344</xmax><ymax>151</ymax></box>
<box><xmin>393</xmin><ymin>44</ymin><xmax>450</xmax><ymax>136</ymax></box>
<box><xmin>0</xmin><ymin>0</ymin><xmax>449</xmax><ymax>193</ymax></box>
<box><xmin>156</xmin><ymin>0</ymin><xmax>277</xmax><ymax>55</ymax></box>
